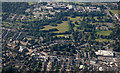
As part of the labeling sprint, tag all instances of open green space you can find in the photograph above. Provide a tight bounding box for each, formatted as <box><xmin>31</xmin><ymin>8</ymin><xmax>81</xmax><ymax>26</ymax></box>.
<box><xmin>109</xmin><ymin>10</ymin><xmax>120</xmax><ymax>14</ymax></box>
<box><xmin>2</xmin><ymin>12</ymin><xmax>6</xmax><ymax>15</ymax></box>
<box><xmin>94</xmin><ymin>16</ymin><xmax>99</xmax><ymax>21</ymax></box>
<box><xmin>73</xmin><ymin>27</ymin><xmax>77</xmax><ymax>31</ymax></box>
<box><xmin>56</xmin><ymin>34</ymin><xmax>71</xmax><ymax>37</ymax></box>
<box><xmin>67</xmin><ymin>16</ymin><xmax>82</xmax><ymax>22</ymax></box>
<box><xmin>96</xmin><ymin>30</ymin><xmax>112</xmax><ymax>36</ymax></box>
<box><xmin>41</xmin><ymin>21</ymin><xmax>69</xmax><ymax>33</ymax></box>
<box><xmin>67</xmin><ymin>16</ymin><xmax>82</xmax><ymax>31</ymax></box>
<box><xmin>56</xmin><ymin>35</ymin><xmax>66</xmax><ymax>37</ymax></box>
<box><xmin>28</xmin><ymin>2</ymin><xmax>36</xmax><ymax>5</ymax></box>
<box><xmin>95</xmin><ymin>38</ymin><xmax>113</xmax><ymax>42</ymax></box>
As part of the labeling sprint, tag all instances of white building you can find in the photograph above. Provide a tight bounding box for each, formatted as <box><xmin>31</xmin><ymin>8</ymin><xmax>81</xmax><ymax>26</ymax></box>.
<box><xmin>87</xmin><ymin>7</ymin><xmax>100</xmax><ymax>12</ymax></box>
<box><xmin>19</xmin><ymin>46</ymin><xmax>26</xmax><ymax>52</ymax></box>
<box><xmin>46</xmin><ymin>7</ymin><xmax>53</xmax><ymax>9</ymax></box>
<box><xmin>115</xmin><ymin>14</ymin><xmax>120</xmax><ymax>21</ymax></box>
<box><xmin>95</xmin><ymin>50</ymin><xmax>114</xmax><ymax>56</ymax></box>
<box><xmin>90</xmin><ymin>60</ymin><xmax>96</xmax><ymax>65</ymax></box>
<box><xmin>99</xmin><ymin>67</ymin><xmax>103</xmax><ymax>71</ymax></box>
<box><xmin>79</xmin><ymin>65</ymin><xmax>85</xmax><ymax>69</ymax></box>
<box><xmin>67</xmin><ymin>5</ymin><xmax>74</xmax><ymax>9</ymax></box>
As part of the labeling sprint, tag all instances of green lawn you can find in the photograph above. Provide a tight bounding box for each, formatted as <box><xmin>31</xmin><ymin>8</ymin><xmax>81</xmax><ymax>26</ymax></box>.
<box><xmin>95</xmin><ymin>38</ymin><xmax>113</xmax><ymax>42</ymax></box>
<box><xmin>55</xmin><ymin>21</ymin><xmax>69</xmax><ymax>33</ymax></box>
<box><xmin>67</xmin><ymin>16</ymin><xmax>82</xmax><ymax>22</ymax></box>
<box><xmin>41</xmin><ymin>25</ymin><xmax>55</xmax><ymax>30</ymax></box>
<box><xmin>2</xmin><ymin>12</ymin><xmax>6</xmax><ymax>15</ymax></box>
<box><xmin>96</xmin><ymin>30</ymin><xmax>112</xmax><ymax>36</ymax></box>
<box><xmin>41</xmin><ymin>21</ymin><xmax>69</xmax><ymax>33</ymax></box>
<box><xmin>56</xmin><ymin>35</ymin><xmax>65</xmax><ymax>37</ymax></box>
<box><xmin>28</xmin><ymin>2</ymin><xmax>36</xmax><ymax>5</ymax></box>
<box><xmin>73</xmin><ymin>27</ymin><xmax>77</xmax><ymax>31</ymax></box>
<box><xmin>109</xmin><ymin>10</ymin><xmax>120</xmax><ymax>14</ymax></box>
<box><xmin>67</xmin><ymin>16</ymin><xmax>83</xmax><ymax>31</ymax></box>
<box><xmin>94</xmin><ymin>17</ymin><xmax>99</xmax><ymax>21</ymax></box>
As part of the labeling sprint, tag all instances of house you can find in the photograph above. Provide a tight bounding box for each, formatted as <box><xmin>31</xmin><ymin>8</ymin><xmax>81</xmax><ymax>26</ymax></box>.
<box><xmin>25</xmin><ymin>8</ymin><xmax>30</xmax><ymax>12</ymax></box>
<box><xmin>7</xmin><ymin>43</ymin><xmax>17</xmax><ymax>48</ymax></box>
<box><xmin>99</xmin><ymin>67</ymin><xmax>103</xmax><ymax>71</ymax></box>
<box><xmin>46</xmin><ymin>7</ymin><xmax>53</xmax><ymax>10</ymax></box>
<box><xmin>67</xmin><ymin>5</ymin><xmax>74</xmax><ymax>9</ymax></box>
<box><xmin>21</xmin><ymin>15</ymin><xmax>26</xmax><ymax>21</ymax></box>
<box><xmin>13</xmin><ymin>40</ymin><xmax>19</xmax><ymax>44</ymax></box>
<box><xmin>19</xmin><ymin>46</ymin><xmax>26</xmax><ymax>52</ymax></box>
<box><xmin>74</xmin><ymin>6</ymin><xmax>85</xmax><ymax>12</ymax></box>
<box><xmin>49</xmin><ymin>11</ymin><xmax>55</xmax><ymax>15</ymax></box>
<box><xmin>114</xmin><ymin>14</ymin><xmax>120</xmax><ymax>21</ymax></box>
<box><xmin>87</xmin><ymin>7</ymin><xmax>100</xmax><ymax>12</ymax></box>
<box><xmin>41</xmin><ymin>51</ymin><xmax>48</xmax><ymax>56</ymax></box>
<box><xmin>95</xmin><ymin>50</ymin><xmax>114</xmax><ymax>57</ymax></box>
<box><xmin>79</xmin><ymin>65</ymin><xmax>85</xmax><ymax>69</ymax></box>
<box><xmin>100</xmin><ymin>26</ymin><xmax>108</xmax><ymax>30</ymax></box>
<box><xmin>90</xmin><ymin>60</ymin><xmax>96</xmax><ymax>65</ymax></box>
<box><xmin>98</xmin><ymin>56</ymin><xmax>117</xmax><ymax>62</ymax></box>
<box><xmin>106</xmin><ymin>23</ymin><xmax>113</xmax><ymax>27</ymax></box>
<box><xmin>20</xmin><ymin>41</ymin><xmax>28</xmax><ymax>46</ymax></box>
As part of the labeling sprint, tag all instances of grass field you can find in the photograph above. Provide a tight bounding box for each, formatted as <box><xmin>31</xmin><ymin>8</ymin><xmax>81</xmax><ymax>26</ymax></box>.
<box><xmin>56</xmin><ymin>35</ymin><xmax>66</xmax><ymax>37</ymax></box>
<box><xmin>94</xmin><ymin>17</ymin><xmax>99</xmax><ymax>21</ymax></box>
<box><xmin>54</xmin><ymin>21</ymin><xmax>69</xmax><ymax>33</ymax></box>
<box><xmin>2</xmin><ymin>12</ymin><xmax>6</xmax><ymax>15</ymax></box>
<box><xmin>109</xmin><ymin>10</ymin><xmax>120</xmax><ymax>14</ymax></box>
<box><xmin>41</xmin><ymin>25</ymin><xmax>55</xmax><ymax>30</ymax></box>
<box><xmin>95</xmin><ymin>38</ymin><xmax>113</xmax><ymax>42</ymax></box>
<box><xmin>96</xmin><ymin>30</ymin><xmax>112</xmax><ymax>36</ymax></box>
<box><xmin>28</xmin><ymin>2</ymin><xmax>36</xmax><ymax>5</ymax></box>
<box><xmin>67</xmin><ymin>16</ymin><xmax>82</xmax><ymax>31</ymax></box>
<box><xmin>67</xmin><ymin>16</ymin><xmax>83</xmax><ymax>22</ymax></box>
<box><xmin>41</xmin><ymin>21</ymin><xmax>69</xmax><ymax>33</ymax></box>
<box><xmin>41</xmin><ymin>16</ymin><xmax>84</xmax><ymax>33</ymax></box>
<box><xmin>73</xmin><ymin>27</ymin><xmax>77</xmax><ymax>31</ymax></box>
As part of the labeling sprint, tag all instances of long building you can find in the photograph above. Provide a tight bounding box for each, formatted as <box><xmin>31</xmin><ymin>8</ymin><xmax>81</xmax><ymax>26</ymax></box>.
<box><xmin>95</xmin><ymin>50</ymin><xmax>114</xmax><ymax>56</ymax></box>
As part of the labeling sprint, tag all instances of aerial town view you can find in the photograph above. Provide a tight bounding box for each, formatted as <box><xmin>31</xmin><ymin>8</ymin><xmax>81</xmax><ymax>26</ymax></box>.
<box><xmin>1</xmin><ymin>1</ymin><xmax>120</xmax><ymax>72</ymax></box>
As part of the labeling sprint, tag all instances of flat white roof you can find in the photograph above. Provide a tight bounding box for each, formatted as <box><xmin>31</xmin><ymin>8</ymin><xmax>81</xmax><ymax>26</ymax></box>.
<box><xmin>95</xmin><ymin>50</ymin><xmax>114</xmax><ymax>56</ymax></box>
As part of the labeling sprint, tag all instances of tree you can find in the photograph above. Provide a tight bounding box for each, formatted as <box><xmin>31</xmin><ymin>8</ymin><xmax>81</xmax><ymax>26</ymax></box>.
<box><xmin>75</xmin><ymin>21</ymin><xmax>79</xmax><ymax>25</ymax></box>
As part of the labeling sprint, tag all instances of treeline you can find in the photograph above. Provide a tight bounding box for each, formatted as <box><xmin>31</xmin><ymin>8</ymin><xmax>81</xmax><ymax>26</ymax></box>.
<box><xmin>112</xmin><ymin>25</ymin><xmax>120</xmax><ymax>52</ymax></box>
